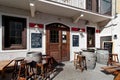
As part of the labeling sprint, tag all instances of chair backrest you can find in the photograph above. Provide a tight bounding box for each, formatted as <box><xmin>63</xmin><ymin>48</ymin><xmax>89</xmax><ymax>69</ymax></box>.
<box><xmin>108</xmin><ymin>53</ymin><xmax>119</xmax><ymax>63</ymax></box>
<box><xmin>112</xmin><ymin>54</ymin><xmax>119</xmax><ymax>63</ymax></box>
<box><xmin>74</xmin><ymin>52</ymin><xmax>79</xmax><ymax>60</ymax></box>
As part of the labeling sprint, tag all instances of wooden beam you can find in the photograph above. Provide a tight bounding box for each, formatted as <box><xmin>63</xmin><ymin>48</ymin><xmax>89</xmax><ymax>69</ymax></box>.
<box><xmin>29</xmin><ymin>0</ymin><xmax>36</xmax><ymax>17</ymax></box>
<box><xmin>72</xmin><ymin>14</ymin><xmax>82</xmax><ymax>23</ymax></box>
<box><xmin>72</xmin><ymin>13</ymin><xmax>84</xmax><ymax>23</ymax></box>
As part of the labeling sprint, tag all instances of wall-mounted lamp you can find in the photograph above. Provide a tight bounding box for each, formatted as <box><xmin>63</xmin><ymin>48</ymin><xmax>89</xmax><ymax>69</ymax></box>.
<box><xmin>79</xmin><ymin>28</ymin><xmax>83</xmax><ymax>32</ymax></box>
<box><xmin>80</xmin><ymin>14</ymin><xmax>84</xmax><ymax>17</ymax></box>
<box><xmin>79</xmin><ymin>28</ymin><xmax>84</xmax><ymax>37</ymax></box>
<box><xmin>29</xmin><ymin>23</ymin><xmax>44</xmax><ymax>33</ymax></box>
<box><xmin>114</xmin><ymin>34</ymin><xmax>117</xmax><ymax>39</ymax></box>
<box><xmin>30</xmin><ymin>3</ymin><xmax>35</xmax><ymax>6</ymax></box>
<box><xmin>34</xmin><ymin>24</ymin><xmax>39</xmax><ymax>32</ymax></box>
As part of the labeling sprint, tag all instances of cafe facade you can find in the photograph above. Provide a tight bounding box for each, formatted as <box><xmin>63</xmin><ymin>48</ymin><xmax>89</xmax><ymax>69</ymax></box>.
<box><xmin>0</xmin><ymin>0</ymin><xmax>114</xmax><ymax>62</ymax></box>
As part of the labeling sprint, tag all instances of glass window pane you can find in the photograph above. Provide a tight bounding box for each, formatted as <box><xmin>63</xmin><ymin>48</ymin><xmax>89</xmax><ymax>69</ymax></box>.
<box><xmin>50</xmin><ymin>30</ymin><xmax>59</xmax><ymax>43</ymax></box>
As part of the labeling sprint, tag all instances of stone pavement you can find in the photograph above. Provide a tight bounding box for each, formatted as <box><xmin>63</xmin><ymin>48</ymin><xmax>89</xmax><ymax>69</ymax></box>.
<box><xmin>53</xmin><ymin>62</ymin><xmax>114</xmax><ymax>80</ymax></box>
<box><xmin>0</xmin><ymin>61</ymin><xmax>114</xmax><ymax>80</ymax></box>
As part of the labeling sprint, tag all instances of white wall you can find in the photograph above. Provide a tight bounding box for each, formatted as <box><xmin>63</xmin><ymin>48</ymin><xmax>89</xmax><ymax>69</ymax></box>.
<box><xmin>100</xmin><ymin>14</ymin><xmax>120</xmax><ymax>59</ymax></box>
<box><xmin>0</xmin><ymin>5</ymin><xmax>98</xmax><ymax>61</ymax></box>
<box><xmin>70</xmin><ymin>32</ymin><xmax>87</xmax><ymax>61</ymax></box>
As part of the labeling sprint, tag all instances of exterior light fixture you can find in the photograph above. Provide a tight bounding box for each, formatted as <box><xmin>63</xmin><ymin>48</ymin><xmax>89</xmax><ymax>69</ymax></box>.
<box><xmin>34</xmin><ymin>24</ymin><xmax>38</xmax><ymax>32</ymax></box>
<box><xmin>34</xmin><ymin>24</ymin><xmax>44</xmax><ymax>33</ymax></box>
<box><xmin>79</xmin><ymin>28</ymin><xmax>84</xmax><ymax>37</ymax></box>
<box><xmin>80</xmin><ymin>14</ymin><xmax>84</xmax><ymax>17</ymax></box>
<box><xmin>79</xmin><ymin>28</ymin><xmax>83</xmax><ymax>32</ymax></box>
<box><xmin>30</xmin><ymin>3</ymin><xmax>35</xmax><ymax>6</ymax></box>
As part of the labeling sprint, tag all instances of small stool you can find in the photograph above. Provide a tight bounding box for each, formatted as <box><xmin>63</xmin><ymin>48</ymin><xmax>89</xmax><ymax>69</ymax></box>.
<box><xmin>74</xmin><ymin>52</ymin><xmax>81</xmax><ymax>66</ymax></box>
<box><xmin>12</xmin><ymin>57</ymin><xmax>25</xmax><ymax>80</ymax></box>
<box><xmin>75</xmin><ymin>55</ymin><xmax>87</xmax><ymax>72</ymax></box>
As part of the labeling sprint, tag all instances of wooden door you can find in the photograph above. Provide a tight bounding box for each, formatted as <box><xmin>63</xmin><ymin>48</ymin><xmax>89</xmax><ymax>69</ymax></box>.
<box><xmin>87</xmin><ymin>27</ymin><xmax>95</xmax><ymax>48</ymax></box>
<box><xmin>46</xmin><ymin>23</ymin><xmax>70</xmax><ymax>62</ymax></box>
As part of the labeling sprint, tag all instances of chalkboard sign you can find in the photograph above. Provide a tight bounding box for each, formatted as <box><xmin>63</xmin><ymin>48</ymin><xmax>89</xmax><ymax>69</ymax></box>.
<box><xmin>31</xmin><ymin>33</ymin><xmax>42</xmax><ymax>48</ymax></box>
<box><xmin>103</xmin><ymin>41</ymin><xmax>113</xmax><ymax>53</ymax></box>
<box><xmin>73</xmin><ymin>35</ymin><xmax>79</xmax><ymax>47</ymax></box>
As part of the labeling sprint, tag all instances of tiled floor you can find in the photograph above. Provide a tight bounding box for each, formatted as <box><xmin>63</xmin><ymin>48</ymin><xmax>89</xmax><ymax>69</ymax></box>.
<box><xmin>0</xmin><ymin>62</ymin><xmax>114</xmax><ymax>80</ymax></box>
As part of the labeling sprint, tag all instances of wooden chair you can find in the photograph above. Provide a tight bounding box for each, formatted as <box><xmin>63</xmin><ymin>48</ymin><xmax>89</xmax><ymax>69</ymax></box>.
<box><xmin>75</xmin><ymin>55</ymin><xmax>87</xmax><ymax>72</ymax></box>
<box><xmin>74</xmin><ymin>52</ymin><xmax>80</xmax><ymax>66</ymax></box>
<box><xmin>11</xmin><ymin>57</ymin><xmax>25</xmax><ymax>80</ymax></box>
<box><xmin>107</xmin><ymin>54</ymin><xmax>119</xmax><ymax>66</ymax></box>
<box><xmin>17</xmin><ymin>61</ymin><xmax>27</xmax><ymax>80</ymax></box>
<box><xmin>18</xmin><ymin>60</ymin><xmax>36</xmax><ymax>80</ymax></box>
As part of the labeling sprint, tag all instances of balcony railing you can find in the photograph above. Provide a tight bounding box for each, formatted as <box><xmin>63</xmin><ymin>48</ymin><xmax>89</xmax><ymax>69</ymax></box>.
<box><xmin>46</xmin><ymin>0</ymin><xmax>112</xmax><ymax>16</ymax></box>
<box><xmin>48</xmin><ymin>0</ymin><xmax>85</xmax><ymax>9</ymax></box>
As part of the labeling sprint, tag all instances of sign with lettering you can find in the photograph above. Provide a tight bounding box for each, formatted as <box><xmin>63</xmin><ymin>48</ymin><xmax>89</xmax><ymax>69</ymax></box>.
<box><xmin>31</xmin><ymin>33</ymin><xmax>42</xmax><ymax>48</ymax></box>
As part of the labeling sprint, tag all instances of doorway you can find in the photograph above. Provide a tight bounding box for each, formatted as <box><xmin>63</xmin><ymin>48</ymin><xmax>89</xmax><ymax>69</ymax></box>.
<box><xmin>46</xmin><ymin>23</ymin><xmax>70</xmax><ymax>62</ymax></box>
<box><xmin>87</xmin><ymin>27</ymin><xmax>95</xmax><ymax>48</ymax></box>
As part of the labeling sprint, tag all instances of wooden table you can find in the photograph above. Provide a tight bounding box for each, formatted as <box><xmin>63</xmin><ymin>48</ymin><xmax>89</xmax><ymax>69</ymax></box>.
<box><xmin>0</xmin><ymin>60</ymin><xmax>14</xmax><ymax>71</ymax></box>
<box><xmin>101</xmin><ymin>66</ymin><xmax>120</xmax><ymax>74</ymax></box>
<box><xmin>101</xmin><ymin>65</ymin><xmax>120</xmax><ymax>80</ymax></box>
<box><xmin>0</xmin><ymin>60</ymin><xmax>14</xmax><ymax>77</ymax></box>
<box><xmin>101</xmin><ymin>62</ymin><xmax>120</xmax><ymax>75</ymax></box>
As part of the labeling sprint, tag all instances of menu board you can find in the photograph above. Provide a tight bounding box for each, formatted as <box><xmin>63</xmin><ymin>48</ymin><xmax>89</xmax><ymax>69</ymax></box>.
<box><xmin>103</xmin><ymin>41</ymin><xmax>113</xmax><ymax>53</ymax></box>
<box><xmin>31</xmin><ymin>33</ymin><xmax>42</xmax><ymax>48</ymax></box>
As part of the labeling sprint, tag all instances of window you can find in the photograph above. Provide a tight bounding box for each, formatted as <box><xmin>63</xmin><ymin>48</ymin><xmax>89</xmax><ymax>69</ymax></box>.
<box><xmin>73</xmin><ymin>35</ymin><xmax>79</xmax><ymax>47</ymax></box>
<box><xmin>86</xmin><ymin>0</ymin><xmax>92</xmax><ymax>11</ymax></box>
<box><xmin>50</xmin><ymin>30</ymin><xmax>59</xmax><ymax>43</ymax></box>
<box><xmin>2</xmin><ymin>15</ymin><xmax>27</xmax><ymax>50</ymax></box>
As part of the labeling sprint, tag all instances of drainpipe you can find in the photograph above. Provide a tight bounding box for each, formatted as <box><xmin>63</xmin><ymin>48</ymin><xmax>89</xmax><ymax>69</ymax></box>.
<box><xmin>114</xmin><ymin>0</ymin><xmax>117</xmax><ymax>18</ymax></box>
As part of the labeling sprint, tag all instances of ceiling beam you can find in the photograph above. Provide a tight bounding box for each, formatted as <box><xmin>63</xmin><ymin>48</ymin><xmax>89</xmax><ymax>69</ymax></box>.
<box><xmin>29</xmin><ymin>0</ymin><xmax>36</xmax><ymax>17</ymax></box>
<box><xmin>97</xmin><ymin>19</ymin><xmax>110</xmax><ymax>27</ymax></box>
<box><xmin>72</xmin><ymin>13</ymin><xmax>84</xmax><ymax>23</ymax></box>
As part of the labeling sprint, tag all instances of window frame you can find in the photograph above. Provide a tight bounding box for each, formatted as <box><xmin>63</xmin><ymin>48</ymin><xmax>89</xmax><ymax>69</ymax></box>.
<box><xmin>2</xmin><ymin>15</ymin><xmax>27</xmax><ymax>50</ymax></box>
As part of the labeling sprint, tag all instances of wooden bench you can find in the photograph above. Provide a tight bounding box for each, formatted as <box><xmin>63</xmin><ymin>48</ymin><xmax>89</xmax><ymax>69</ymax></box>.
<box><xmin>0</xmin><ymin>60</ymin><xmax>14</xmax><ymax>78</ymax></box>
<box><xmin>101</xmin><ymin>66</ymin><xmax>120</xmax><ymax>75</ymax></box>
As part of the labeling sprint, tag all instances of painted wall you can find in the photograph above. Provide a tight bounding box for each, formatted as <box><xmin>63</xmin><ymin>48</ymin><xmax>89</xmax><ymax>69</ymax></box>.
<box><xmin>0</xmin><ymin>5</ymin><xmax>99</xmax><ymax>61</ymax></box>
<box><xmin>100</xmin><ymin>14</ymin><xmax>120</xmax><ymax>59</ymax></box>
<box><xmin>116</xmin><ymin>0</ymin><xmax>120</xmax><ymax>14</ymax></box>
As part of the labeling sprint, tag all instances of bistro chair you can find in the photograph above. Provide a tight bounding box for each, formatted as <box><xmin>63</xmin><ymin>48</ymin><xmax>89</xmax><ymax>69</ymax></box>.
<box><xmin>74</xmin><ymin>52</ymin><xmax>81</xmax><ymax>66</ymax></box>
<box><xmin>107</xmin><ymin>54</ymin><xmax>119</xmax><ymax>66</ymax></box>
<box><xmin>75</xmin><ymin>55</ymin><xmax>87</xmax><ymax>72</ymax></box>
<box><xmin>11</xmin><ymin>57</ymin><xmax>25</xmax><ymax>80</ymax></box>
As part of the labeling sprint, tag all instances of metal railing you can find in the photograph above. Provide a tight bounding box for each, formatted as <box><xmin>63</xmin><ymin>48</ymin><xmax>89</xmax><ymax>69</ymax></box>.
<box><xmin>46</xmin><ymin>0</ymin><xmax>112</xmax><ymax>16</ymax></box>
<box><xmin>47</xmin><ymin>0</ymin><xmax>85</xmax><ymax>9</ymax></box>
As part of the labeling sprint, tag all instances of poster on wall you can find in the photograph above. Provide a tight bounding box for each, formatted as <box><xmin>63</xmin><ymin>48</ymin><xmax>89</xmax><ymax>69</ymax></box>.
<box><xmin>73</xmin><ymin>35</ymin><xmax>79</xmax><ymax>47</ymax></box>
<box><xmin>31</xmin><ymin>33</ymin><xmax>42</xmax><ymax>48</ymax></box>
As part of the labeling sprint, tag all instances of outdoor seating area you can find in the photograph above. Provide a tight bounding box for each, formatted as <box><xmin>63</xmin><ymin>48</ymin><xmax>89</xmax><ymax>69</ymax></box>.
<box><xmin>0</xmin><ymin>61</ymin><xmax>115</xmax><ymax>80</ymax></box>
<box><xmin>1</xmin><ymin>51</ymin><xmax>120</xmax><ymax>80</ymax></box>
<box><xmin>101</xmin><ymin>53</ymin><xmax>120</xmax><ymax>80</ymax></box>
<box><xmin>73</xmin><ymin>49</ymin><xmax>120</xmax><ymax>80</ymax></box>
<box><xmin>0</xmin><ymin>52</ymin><xmax>60</xmax><ymax>80</ymax></box>
<box><xmin>0</xmin><ymin>0</ymin><xmax>120</xmax><ymax>80</ymax></box>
